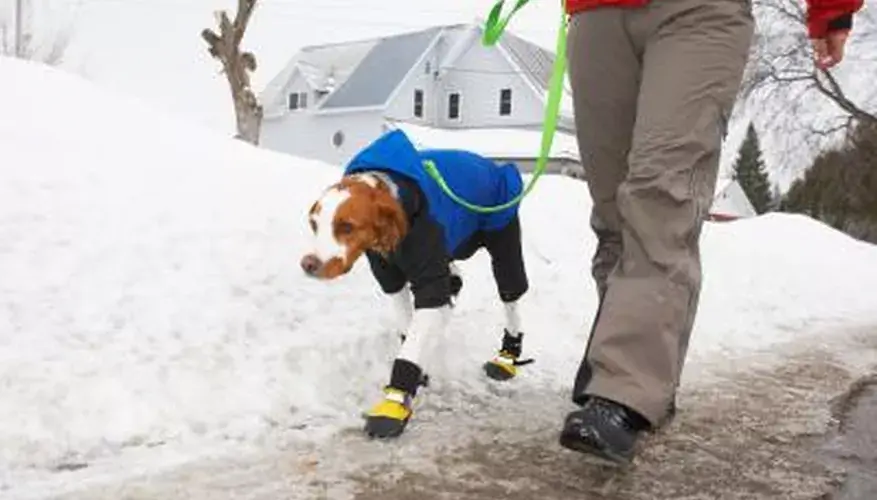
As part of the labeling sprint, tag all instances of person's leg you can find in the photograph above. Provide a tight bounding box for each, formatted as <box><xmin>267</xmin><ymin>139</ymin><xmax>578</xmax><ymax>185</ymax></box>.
<box><xmin>565</xmin><ymin>3</ymin><xmax>642</xmax><ymax>407</ymax></box>
<box><xmin>561</xmin><ymin>0</ymin><xmax>754</xmax><ymax>463</ymax></box>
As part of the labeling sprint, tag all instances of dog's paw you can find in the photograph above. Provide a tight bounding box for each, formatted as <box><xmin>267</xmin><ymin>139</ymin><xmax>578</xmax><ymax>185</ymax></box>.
<box><xmin>363</xmin><ymin>388</ymin><xmax>413</xmax><ymax>439</ymax></box>
<box><xmin>483</xmin><ymin>357</ymin><xmax>518</xmax><ymax>381</ymax></box>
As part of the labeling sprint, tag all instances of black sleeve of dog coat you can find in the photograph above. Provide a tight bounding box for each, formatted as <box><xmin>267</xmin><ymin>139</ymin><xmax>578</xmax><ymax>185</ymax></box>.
<box><xmin>394</xmin><ymin>216</ymin><xmax>452</xmax><ymax>310</ymax></box>
<box><xmin>365</xmin><ymin>250</ymin><xmax>408</xmax><ymax>295</ymax></box>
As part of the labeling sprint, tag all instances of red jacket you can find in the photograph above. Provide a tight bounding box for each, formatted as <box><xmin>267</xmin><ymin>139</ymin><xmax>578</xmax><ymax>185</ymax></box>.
<box><xmin>565</xmin><ymin>0</ymin><xmax>864</xmax><ymax>39</ymax></box>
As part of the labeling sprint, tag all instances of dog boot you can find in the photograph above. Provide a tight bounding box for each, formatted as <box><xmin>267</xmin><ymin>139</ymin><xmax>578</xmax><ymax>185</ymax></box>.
<box><xmin>483</xmin><ymin>330</ymin><xmax>534</xmax><ymax>381</ymax></box>
<box><xmin>364</xmin><ymin>358</ymin><xmax>424</xmax><ymax>439</ymax></box>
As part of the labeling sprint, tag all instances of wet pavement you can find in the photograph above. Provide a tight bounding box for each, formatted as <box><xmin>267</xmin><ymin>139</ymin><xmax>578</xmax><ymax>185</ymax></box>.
<box><xmin>351</xmin><ymin>351</ymin><xmax>876</xmax><ymax>500</ymax></box>
<box><xmin>31</xmin><ymin>332</ymin><xmax>877</xmax><ymax>500</ymax></box>
<box><xmin>819</xmin><ymin>374</ymin><xmax>877</xmax><ymax>500</ymax></box>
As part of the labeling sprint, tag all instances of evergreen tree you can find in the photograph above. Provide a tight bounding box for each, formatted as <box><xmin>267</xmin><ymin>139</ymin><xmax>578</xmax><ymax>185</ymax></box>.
<box><xmin>732</xmin><ymin>123</ymin><xmax>772</xmax><ymax>214</ymax></box>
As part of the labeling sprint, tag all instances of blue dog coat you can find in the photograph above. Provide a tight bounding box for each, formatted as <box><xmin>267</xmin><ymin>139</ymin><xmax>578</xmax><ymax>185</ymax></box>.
<box><xmin>343</xmin><ymin>129</ymin><xmax>523</xmax><ymax>254</ymax></box>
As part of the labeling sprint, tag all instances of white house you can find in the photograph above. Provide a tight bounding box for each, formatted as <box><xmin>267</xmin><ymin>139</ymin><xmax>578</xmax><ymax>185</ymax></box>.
<box><xmin>710</xmin><ymin>178</ymin><xmax>758</xmax><ymax>221</ymax></box>
<box><xmin>258</xmin><ymin>22</ymin><xmax>580</xmax><ymax>174</ymax></box>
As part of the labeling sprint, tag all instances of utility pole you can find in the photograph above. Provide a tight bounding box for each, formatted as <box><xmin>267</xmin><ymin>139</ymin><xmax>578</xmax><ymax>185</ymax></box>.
<box><xmin>14</xmin><ymin>0</ymin><xmax>23</xmax><ymax>57</ymax></box>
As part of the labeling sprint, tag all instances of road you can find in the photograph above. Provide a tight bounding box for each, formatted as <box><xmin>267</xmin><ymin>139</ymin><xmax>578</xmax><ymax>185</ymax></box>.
<box><xmin>15</xmin><ymin>328</ymin><xmax>877</xmax><ymax>500</ymax></box>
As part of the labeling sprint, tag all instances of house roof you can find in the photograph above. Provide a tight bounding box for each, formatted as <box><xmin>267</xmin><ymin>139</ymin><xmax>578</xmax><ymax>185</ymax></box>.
<box><xmin>321</xmin><ymin>27</ymin><xmax>442</xmax><ymax>109</ymax></box>
<box><xmin>499</xmin><ymin>31</ymin><xmax>555</xmax><ymax>92</ymax></box>
<box><xmin>259</xmin><ymin>38</ymin><xmax>378</xmax><ymax>117</ymax></box>
<box><xmin>259</xmin><ymin>22</ymin><xmax>568</xmax><ymax>116</ymax></box>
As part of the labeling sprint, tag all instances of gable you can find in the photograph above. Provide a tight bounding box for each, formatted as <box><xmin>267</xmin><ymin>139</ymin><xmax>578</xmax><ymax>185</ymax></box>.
<box><xmin>320</xmin><ymin>27</ymin><xmax>441</xmax><ymax>110</ymax></box>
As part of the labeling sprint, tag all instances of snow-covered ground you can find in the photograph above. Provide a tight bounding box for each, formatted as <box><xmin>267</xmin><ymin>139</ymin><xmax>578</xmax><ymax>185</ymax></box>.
<box><xmin>2</xmin><ymin>57</ymin><xmax>877</xmax><ymax>498</ymax></box>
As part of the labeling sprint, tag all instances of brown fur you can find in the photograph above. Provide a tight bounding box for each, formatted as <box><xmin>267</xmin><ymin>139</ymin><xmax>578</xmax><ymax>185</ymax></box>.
<box><xmin>307</xmin><ymin>175</ymin><xmax>408</xmax><ymax>279</ymax></box>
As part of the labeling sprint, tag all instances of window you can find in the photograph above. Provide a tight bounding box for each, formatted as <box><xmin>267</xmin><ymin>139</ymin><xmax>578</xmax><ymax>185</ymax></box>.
<box><xmin>448</xmin><ymin>92</ymin><xmax>460</xmax><ymax>120</ymax></box>
<box><xmin>499</xmin><ymin>88</ymin><xmax>512</xmax><ymax>116</ymax></box>
<box><xmin>425</xmin><ymin>61</ymin><xmax>431</xmax><ymax>74</ymax></box>
<box><xmin>332</xmin><ymin>131</ymin><xmax>344</xmax><ymax>148</ymax></box>
<box><xmin>413</xmin><ymin>89</ymin><xmax>424</xmax><ymax>118</ymax></box>
<box><xmin>288</xmin><ymin>92</ymin><xmax>308</xmax><ymax>110</ymax></box>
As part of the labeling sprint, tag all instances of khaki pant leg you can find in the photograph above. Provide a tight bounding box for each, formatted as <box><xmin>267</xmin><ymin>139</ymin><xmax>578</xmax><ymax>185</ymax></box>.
<box><xmin>566</xmin><ymin>9</ymin><xmax>640</xmax><ymax>298</ymax></box>
<box><xmin>581</xmin><ymin>0</ymin><xmax>754</xmax><ymax>425</ymax></box>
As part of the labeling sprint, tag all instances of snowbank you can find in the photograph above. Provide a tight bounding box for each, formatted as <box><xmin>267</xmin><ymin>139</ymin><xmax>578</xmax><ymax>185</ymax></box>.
<box><xmin>390</xmin><ymin>121</ymin><xmax>580</xmax><ymax>161</ymax></box>
<box><xmin>2</xmin><ymin>56</ymin><xmax>877</xmax><ymax>487</ymax></box>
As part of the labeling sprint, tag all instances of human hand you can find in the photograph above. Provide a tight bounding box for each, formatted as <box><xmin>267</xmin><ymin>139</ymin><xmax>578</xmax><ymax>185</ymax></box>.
<box><xmin>812</xmin><ymin>30</ymin><xmax>850</xmax><ymax>70</ymax></box>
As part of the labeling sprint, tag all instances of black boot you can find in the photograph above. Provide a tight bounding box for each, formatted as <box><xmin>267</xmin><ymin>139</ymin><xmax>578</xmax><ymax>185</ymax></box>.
<box><xmin>559</xmin><ymin>396</ymin><xmax>650</xmax><ymax>466</ymax></box>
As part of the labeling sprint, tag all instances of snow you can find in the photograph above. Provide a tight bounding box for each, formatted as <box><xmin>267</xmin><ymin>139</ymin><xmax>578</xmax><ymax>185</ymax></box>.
<box><xmin>389</xmin><ymin>120</ymin><xmax>580</xmax><ymax>161</ymax></box>
<box><xmin>3</xmin><ymin>56</ymin><xmax>877</xmax><ymax>496</ymax></box>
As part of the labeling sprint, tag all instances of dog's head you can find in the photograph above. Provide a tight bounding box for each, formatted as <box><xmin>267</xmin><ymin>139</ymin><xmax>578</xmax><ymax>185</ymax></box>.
<box><xmin>300</xmin><ymin>173</ymin><xmax>407</xmax><ymax>280</ymax></box>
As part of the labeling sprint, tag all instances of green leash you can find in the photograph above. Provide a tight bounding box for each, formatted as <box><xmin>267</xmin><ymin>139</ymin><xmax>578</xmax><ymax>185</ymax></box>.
<box><xmin>422</xmin><ymin>0</ymin><xmax>568</xmax><ymax>213</ymax></box>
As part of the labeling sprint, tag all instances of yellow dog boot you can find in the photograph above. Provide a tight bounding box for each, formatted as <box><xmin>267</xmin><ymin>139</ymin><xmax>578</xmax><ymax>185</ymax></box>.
<box><xmin>364</xmin><ymin>359</ymin><xmax>425</xmax><ymax>439</ymax></box>
<box><xmin>483</xmin><ymin>330</ymin><xmax>534</xmax><ymax>381</ymax></box>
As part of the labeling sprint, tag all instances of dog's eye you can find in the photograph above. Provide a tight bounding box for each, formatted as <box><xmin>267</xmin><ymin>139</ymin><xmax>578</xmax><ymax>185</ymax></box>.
<box><xmin>337</xmin><ymin>221</ymin><xmax>354</xmax><ymax>235</ymax></box>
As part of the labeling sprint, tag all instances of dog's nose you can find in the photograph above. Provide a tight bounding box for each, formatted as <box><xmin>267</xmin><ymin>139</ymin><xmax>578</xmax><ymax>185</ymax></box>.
<box><xmin>300</xmin><ymin>254</ymin><xmax>322</xmax><ymax>276</ymax></box>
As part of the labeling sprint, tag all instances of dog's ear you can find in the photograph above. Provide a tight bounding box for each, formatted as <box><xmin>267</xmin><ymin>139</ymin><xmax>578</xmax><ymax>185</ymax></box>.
<box><xmin>371</xmin><ymin>193</ymin><xmax>407</xmax><ymax>255</ymax></box>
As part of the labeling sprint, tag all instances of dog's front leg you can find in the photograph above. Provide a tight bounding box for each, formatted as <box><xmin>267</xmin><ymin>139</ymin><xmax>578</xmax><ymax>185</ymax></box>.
<box><xmin>389</xmin><ymin>286</ymin><xmax>413</xmax><ymax>343</ymax></box>
<box><xmin>364</xmin><ymin>305</ymin><xmax>449</xmax><ymax>439</ymax></box>
<box><xmin>396</xmin><ymin>306</ymin><xmax>448</xmax><ymax>369</ymax></box>
<box><xmin>504</xmin><ymin>300</ymin><xmax>522</xmax><ymax>336</ymax></box>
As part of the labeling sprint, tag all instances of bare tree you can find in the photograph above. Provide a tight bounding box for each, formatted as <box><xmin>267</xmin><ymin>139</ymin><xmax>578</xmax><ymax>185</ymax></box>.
<box><xmin>1</xmin><ymin>0</ymin><xmax>73</xmax><ymax>66</ymax></box>
<box><xmin>201</xmin><ymin>0</ymin><xmax>263</xmax><ymax>145</ymax></box>
<box><xmin>740</xmin><ymin>0</ymin><xmax>876</xmax><ymax>139</ymax></box>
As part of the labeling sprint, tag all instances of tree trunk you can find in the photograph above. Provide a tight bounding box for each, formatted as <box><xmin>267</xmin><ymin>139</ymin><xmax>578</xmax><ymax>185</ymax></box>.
<box><xmin>201</xmin><ymin>0</ymin><xmax>262</xmax><ymax>145</ymax></box>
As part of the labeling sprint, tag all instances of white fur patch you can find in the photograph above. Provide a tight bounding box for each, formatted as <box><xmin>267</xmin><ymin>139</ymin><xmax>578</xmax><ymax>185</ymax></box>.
<box><xmin>310</xmin><ymin>187</ymin><xmax>350</xmax><ymax>263</ymax></box>
<box><xmin>390</xmin><ymin>286</ymin><xmax>414</xmax><ymax>336</ymax></box>
<box><xmin>504</xmin><ymin>301</ymin><xmax>522</xmax><ymax>335</ymax></box>
<box><xmin>397</xmin><ymin>307</ymin><xmax>449</xmax><ymax>366</ymax></box>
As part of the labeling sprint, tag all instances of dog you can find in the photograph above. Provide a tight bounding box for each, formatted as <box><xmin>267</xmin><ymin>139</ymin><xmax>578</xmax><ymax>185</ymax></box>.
<box><xmin>300</xmin><ymin>129</ymin><xmax>533</xmax><ymax>439</ymax></box>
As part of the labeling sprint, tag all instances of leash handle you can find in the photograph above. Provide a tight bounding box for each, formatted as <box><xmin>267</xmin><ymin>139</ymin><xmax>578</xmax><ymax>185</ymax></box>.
<box><xmin>482</xmin><ymin>0</ymin><xmax>532</xmax><ymax>46</ymax></box>
<box><xmin>423</xmin><ymin>0</ymin><xmax>569</xmax><ymax>214</ymax></box>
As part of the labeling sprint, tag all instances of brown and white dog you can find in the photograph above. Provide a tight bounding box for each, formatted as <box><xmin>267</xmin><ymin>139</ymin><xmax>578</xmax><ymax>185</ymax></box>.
<box><xmin>299</xmin><ymin>130</ymin><xmax>532</xmax><ymax>439</ymax></box>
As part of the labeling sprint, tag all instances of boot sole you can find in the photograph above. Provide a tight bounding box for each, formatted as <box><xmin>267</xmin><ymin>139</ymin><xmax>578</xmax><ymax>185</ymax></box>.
<box><xmin>558</xmin><ymin>429</ymin><xmax>632</xmax><ymax>468</ymax></box>
<box><xmin>483</xmin><ymin>361</ymin><xmax>515</xmax><ymax>381</ymax></box>
<box><xmin>364</xmin><ymin>416</ymin><xmax>409</xmax><ymax>439</ymax></box>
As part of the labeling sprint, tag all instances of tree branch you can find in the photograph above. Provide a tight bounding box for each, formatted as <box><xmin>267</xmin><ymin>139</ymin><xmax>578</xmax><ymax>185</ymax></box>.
<box><xmin>201</xmin><ymin>1</ymin><xmax>262</xmax><ymax>144</ymax></box>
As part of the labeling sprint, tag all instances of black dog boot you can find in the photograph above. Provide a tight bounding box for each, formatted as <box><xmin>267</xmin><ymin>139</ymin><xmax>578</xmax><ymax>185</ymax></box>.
<box><xmin>483</xmin><ymin>329</ymin><xmax>534</xmax><ymax>381</ymax></box>
<box><xmin>558</xmin><ymin>396</ymin><xmax>650</xmax><ymax>466</ymax></box>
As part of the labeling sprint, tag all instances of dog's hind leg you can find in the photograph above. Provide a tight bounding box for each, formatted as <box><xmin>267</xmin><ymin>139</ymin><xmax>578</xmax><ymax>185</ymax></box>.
<box><xmin>480</xmin><ymin>216</ymin><xmax>534</xmax><ymax>381</ymax></box>
<box><xmin>483</xmin><ymin>300</ymin><xmax>534</xmax><ymax>381</ymax></box>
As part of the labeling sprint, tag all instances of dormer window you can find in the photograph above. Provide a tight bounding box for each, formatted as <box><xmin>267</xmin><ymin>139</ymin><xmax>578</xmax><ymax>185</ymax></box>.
<box><xmin>288</xmin><ymin>92</ymin><xmax>308</xmax><ymax>110</ymax></box>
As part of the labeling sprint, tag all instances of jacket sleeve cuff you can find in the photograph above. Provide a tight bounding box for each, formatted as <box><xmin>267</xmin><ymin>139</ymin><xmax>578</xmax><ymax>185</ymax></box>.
<box><xmin>827</xmin><ymin>14</ymin><xmax>854</xmax><ymax>32</ymax></box>
<box><xmin>808</xmin><ymin>14</ymin><xmax>852</xmax><ymax>38</ymax></box>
